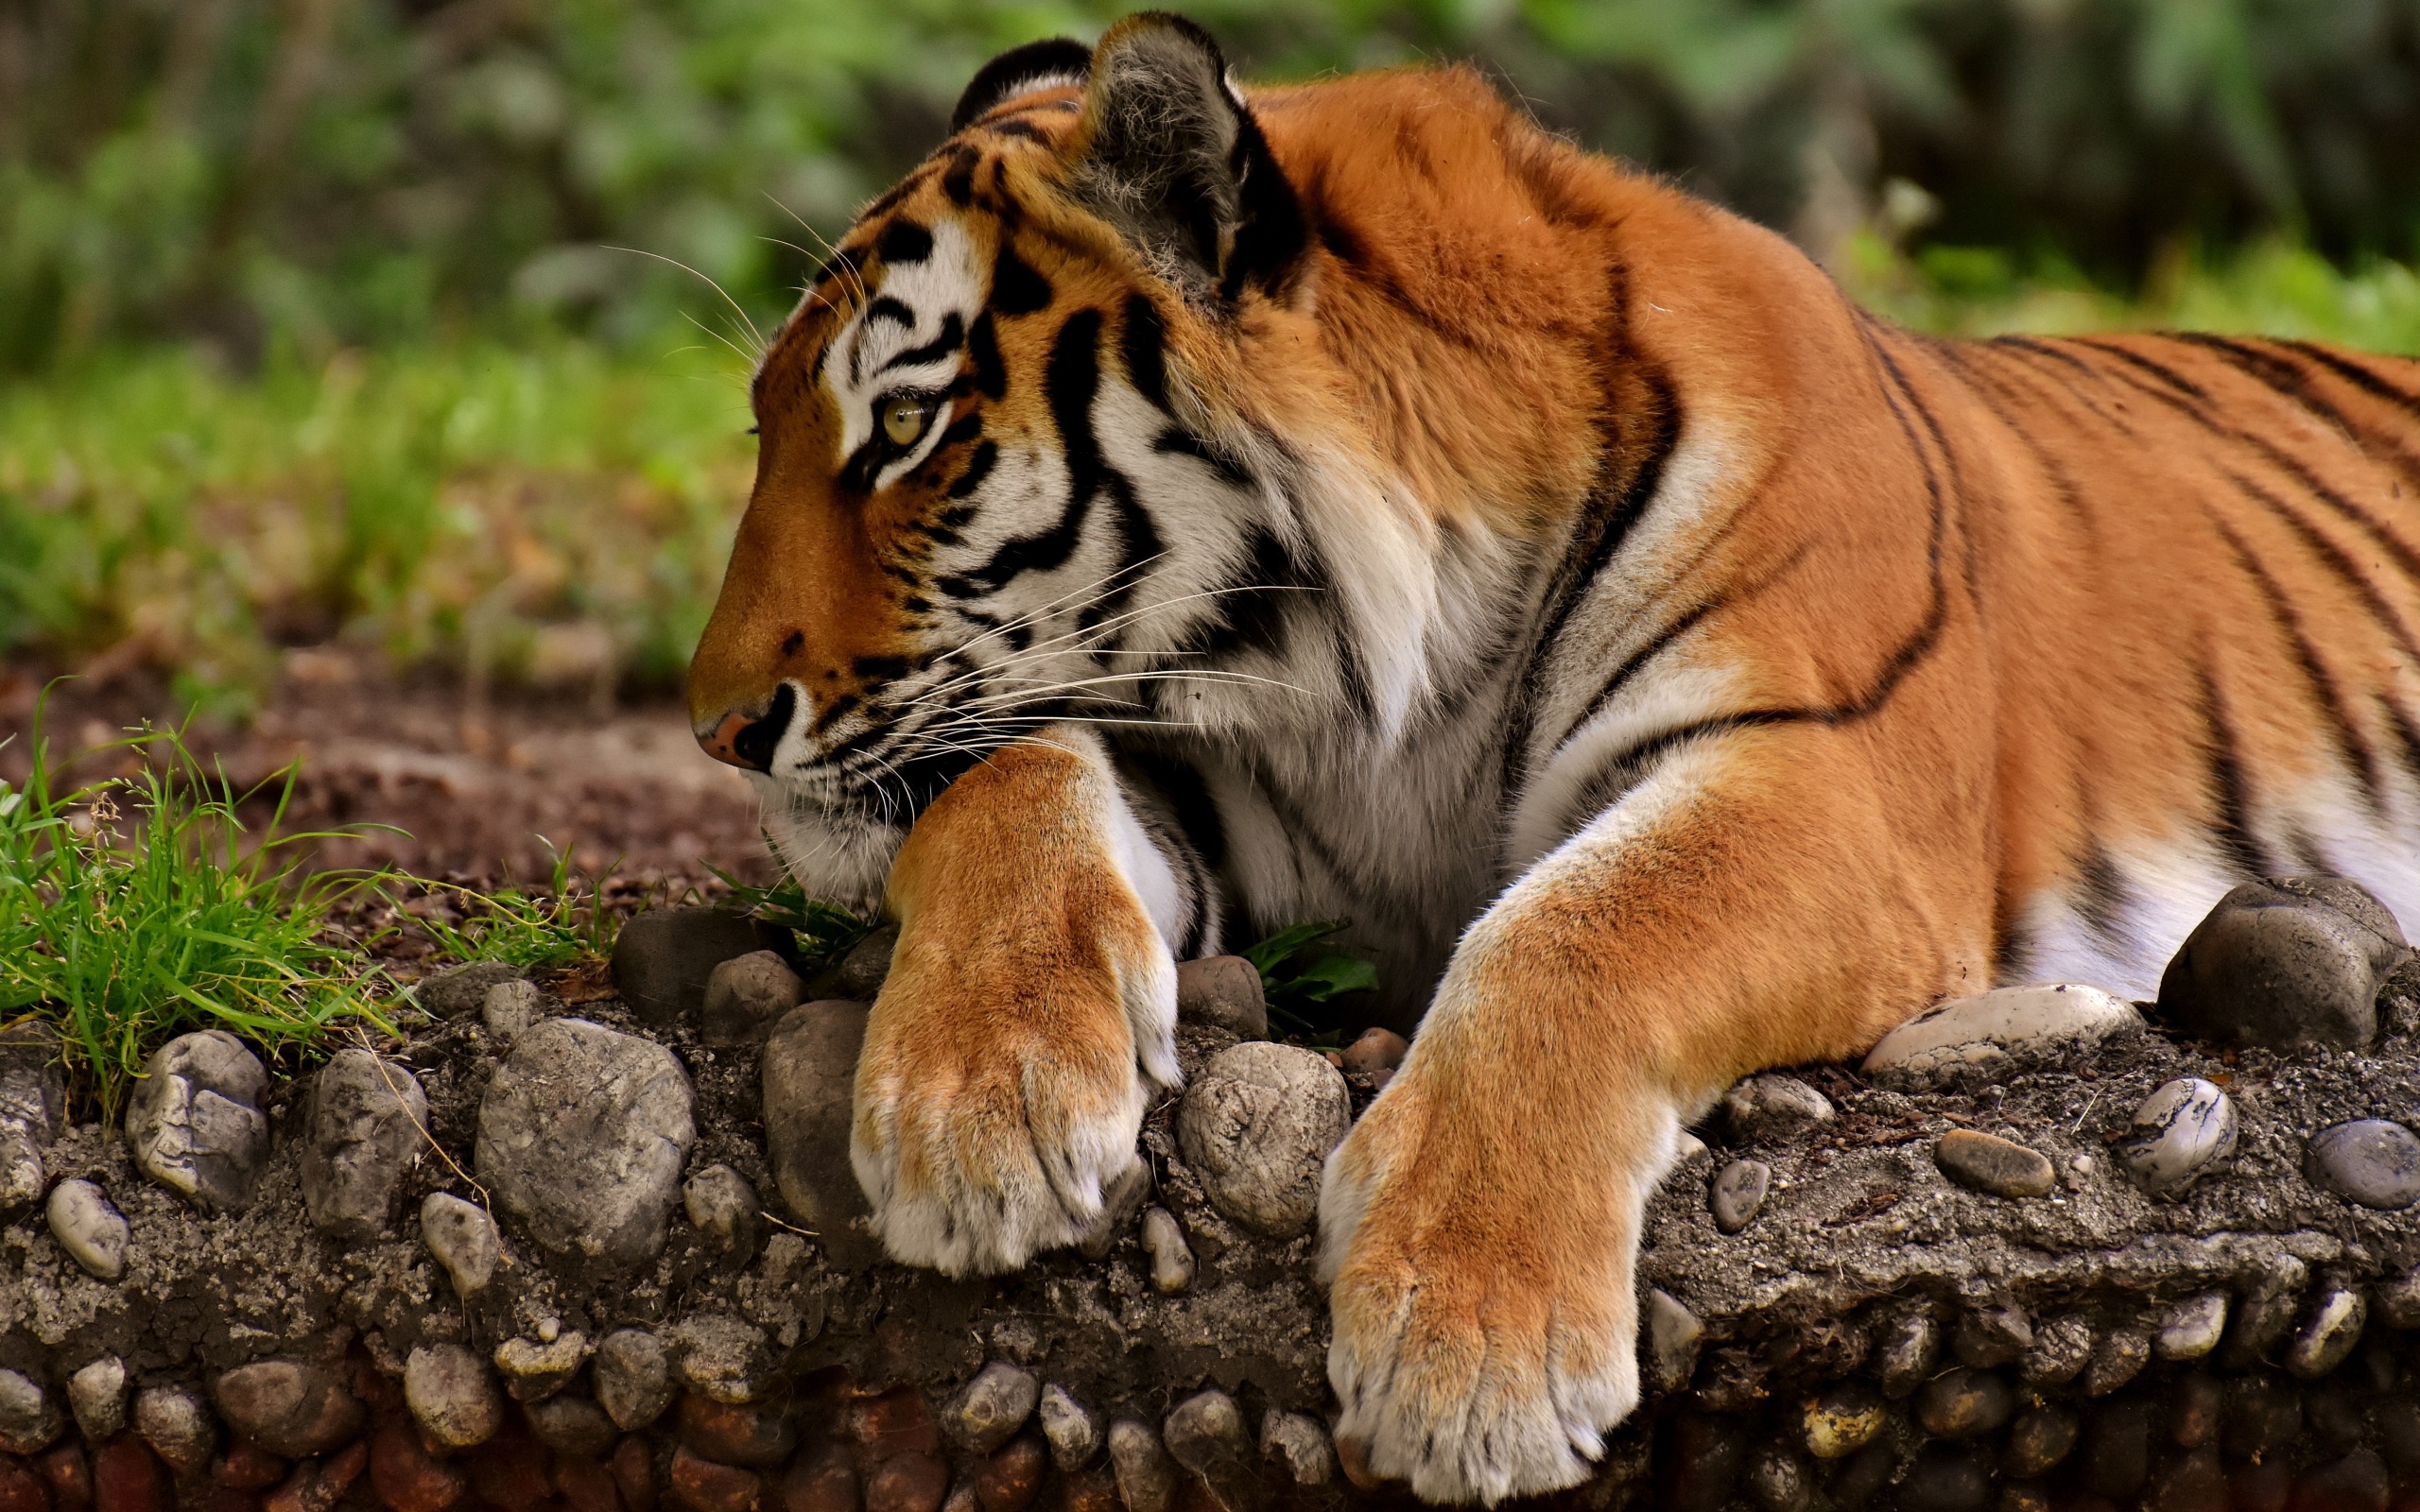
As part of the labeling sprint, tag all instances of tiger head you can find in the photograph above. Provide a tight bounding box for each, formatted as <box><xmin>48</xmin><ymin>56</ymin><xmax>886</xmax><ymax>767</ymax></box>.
<box><xmin>687</xmin><ymin>14</ymin><xmax>1332</xmax><ymax>896</ymax></box>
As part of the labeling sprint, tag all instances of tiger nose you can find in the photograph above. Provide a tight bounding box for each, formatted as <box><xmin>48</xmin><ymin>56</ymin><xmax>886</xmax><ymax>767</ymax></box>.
<box><xmin>697</xmin><ymin>682</ymin><xmax>797</xmax><ymax>772</ymax></box>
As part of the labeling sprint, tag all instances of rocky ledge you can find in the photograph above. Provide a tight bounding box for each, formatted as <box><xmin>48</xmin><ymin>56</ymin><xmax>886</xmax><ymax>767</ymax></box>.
<box><xmin>9</xmin><ymin>877</ymin><xmax>2420</xmax><ymax>1512</ymax></box>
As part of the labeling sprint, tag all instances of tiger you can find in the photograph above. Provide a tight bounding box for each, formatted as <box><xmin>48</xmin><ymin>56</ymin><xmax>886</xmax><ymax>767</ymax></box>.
<box><xmin>684</xmin><ymin>11</ymin><xmax>2420</xmax><ymax>1503</ymax></box>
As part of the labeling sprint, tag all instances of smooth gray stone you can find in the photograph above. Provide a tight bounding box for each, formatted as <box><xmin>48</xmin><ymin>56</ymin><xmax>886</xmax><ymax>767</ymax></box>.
<box><xmin>611</xmin><ymin>906</ymin><xmax>786</xmax><ymax>1025</ymax></box>
<box><xmin>594</xmin><ymin>1329</ymin><xmax>674</xmax><ymax>1431</ymax></box>
<box><xmin>480</xmin><ymin>979</ymin><xmax>544</xmax><ymax>1042</ymax></box>
<box><xmin>1039</xmin><ymin>1383</ymin><xmax>1103</xmax><ymax>1472</ymax></box>
<box><xmin>1107</xmin><ymin>1418</ymin><xmax>1179</xmax><ymax>1512</ymax></box>
<box><xmin>1711</xmin><ymin>1158</ymin><xmax>1772</xmax><ymax>1233</ymax></box>
<box><xmin>132</xmin><ymin>1383</ymin><xmax>216</xmax><ymax>1473</ymax></box>
<box><xmin>300</xmin><ymin>1047</ymin><xmax>429</xmax><ymax>1239</ymax></box>
<box><xmin>942</xmin><ymin>1361</ymin><xmax>1040</xmax><ymax>1456</ymax></box>
<box><xmin>761</xmin><ymin>998</ymin><xmax>882</xmax><ymax>1271</ymax></box>
<box><xmin>1644</xmin><ymin>1287</ymin><xmax>1704</xmax><ymax>1394</ymax></box>
<box><xmin>67</xmin><ymin>1357</ymin><xmax>127</xmax><ymax>1443</ymax></box>
<box><xmin>2159</xmin><ymin>878</ymin><xmax>2405</xmax><ymax>1050</ymax></box>
<box><xmin>421</xmin><ymin>1191</ymin><xmax>503</xmax><ymax>1297</ymax></box>
<box><xmin>475</xmin><ymin>1017</ymin><xmax>694</xmax><ymax>1274</ymax></box>
<box><xmin>2154</xmin><ymin>1292</ymin><xmax>2230</xmax><ymax>1362</ymax></box>
<box><xmin>1175</xmin><ymin>955</ymin><xmax>1268</xmax><ymax>1040</ymax></box>
<box><xmin>1722</xmin><ymin>1074</ymin><xmax>1834</xmax><ymax>1143</ymax></box>
<box><xmin>1140</xmin><ymin>1206</ymin><xmax>1195</xmax><ymax>1294</ymax></box>
<box><xmin>701</xmin><ymin>950</ymin><xmax>804</xmax><ymax>1046</ymax></box>
<box><xmin>416</xmin><ymin>960</ymin><xmax>527</xmax><ymax>1018</ymax></box>
<box><xmin>0</xmin><ymin>1367</ymin><xmax>63</xmax><ymax>1455</ymax></box>
<box><xmin>2116</xmin><ymin>1077</ymin><xmax>2237</xmax><ymax>1196</ymax></box>
<box><xmin>406</xmin><ymin>1343</ymin><xmax>504</xmax><ymax>1450</ymax></box>
<box><xmin>2307</xmin><ymin>1119</ymin><xmax>2420</xmax><ymax>1209</ymax></box>
<box><xmin>47</xmin><ymin>1177</ymin><xmax>130</xmax><ymax>1280</ymax></box>
<box><xmin>683</xmin><ymin>1162</ymin><xmax>764</xmax><ymax>1257</ymax></box>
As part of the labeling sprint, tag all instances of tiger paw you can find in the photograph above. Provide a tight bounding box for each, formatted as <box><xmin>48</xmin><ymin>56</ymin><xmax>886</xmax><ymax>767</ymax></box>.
<box><xmin>848</xmin><ymin>902</ymin><xmax>1178</xmax><ymax>1277</ymax></box>
<box><xmin>1317</xmin><ymin>1062</ymin><xmax>1658</xmax><ymax>1504</ymax></box>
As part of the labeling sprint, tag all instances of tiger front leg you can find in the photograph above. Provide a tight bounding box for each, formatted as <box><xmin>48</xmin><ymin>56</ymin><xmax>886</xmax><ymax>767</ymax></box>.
<box><xmin>850</xmin><ymin>729</ymin><xmax>1185</xmax><ymax>1277</ymax></box>
<box><xmin>1319</xmin><ymin>733</ymin><xmax>1977</xmax><ymax>1503</ymax></box>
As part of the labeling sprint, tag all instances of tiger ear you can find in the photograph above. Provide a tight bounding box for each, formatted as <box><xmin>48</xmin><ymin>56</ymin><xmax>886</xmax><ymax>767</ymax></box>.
<box><xmin>952</xmin><ymin>38</ymin><xmax>1094</xmax><ymax>133</ymax></box>
<box><xmin>1065</xmin><ymin>12</ymin><xmax>1305</xmax><ymax>304</ymax></box>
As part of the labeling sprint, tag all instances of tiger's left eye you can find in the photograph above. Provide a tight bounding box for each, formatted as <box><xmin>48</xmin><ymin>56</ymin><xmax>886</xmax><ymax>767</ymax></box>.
<box><xmin>881</xmin><ymin>395</ymin><xmax>934</xmax><ymax>447</ymax></box>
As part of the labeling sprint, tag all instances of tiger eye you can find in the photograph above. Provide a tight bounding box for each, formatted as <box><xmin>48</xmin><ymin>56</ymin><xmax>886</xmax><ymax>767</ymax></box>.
<box><xmin>882</xmin><ymin>397</ymin><xmax>929</xmax><ymax>447</ymax></box>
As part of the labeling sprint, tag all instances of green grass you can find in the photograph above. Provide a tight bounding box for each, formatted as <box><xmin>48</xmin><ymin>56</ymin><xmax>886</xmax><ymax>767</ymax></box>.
<box><xmin>0</xmin><ymin>336</ymin><xmax>758</xmax><ymax>715</ymax></box>
<box><xmin>0</xmin><ymin>713</ymin><xmax>396</xmax><ymax>1120</ymax></box>
<box><xmin>397</xmin><ymin>843</ymin><xmax>625</xmax><ymax>972</ymax></box>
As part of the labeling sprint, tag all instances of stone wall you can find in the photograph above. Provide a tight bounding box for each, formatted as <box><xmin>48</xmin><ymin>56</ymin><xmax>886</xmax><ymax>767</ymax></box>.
<box><xmin>6</xmin><ymin>878</ymin><xmax>2420</xmax><ymax>1512</ymax></box>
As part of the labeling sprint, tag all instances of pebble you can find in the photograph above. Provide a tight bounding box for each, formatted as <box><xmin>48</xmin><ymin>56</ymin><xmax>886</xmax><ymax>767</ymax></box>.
<box><xmin>595</xmin><ymin>1331</ymin><xmax>675</xmax><ymax>1432</ymax></box>
<box><xmin>213</xmin><ymin>1361</ymin><xmax>363</xmax><ymax>1459</ymax></box>
<box><xmin>495</xmin><ymin>1333</ymin><xmax>591</xmax><ymax>1402</ymax></box>
<box><xmin>2170</xmin><ymin>1371</ymin><xmax>2224</xmax><ymax>1449</ymax></box>
<box><xmin>67</xmin><ymin>1358</ymin><xmax>127</xmax><ymax>1443</ymax></box>
<box><xmin>1952</xmin><ymin>1302</ymin><xmax>2031</xmax><ymax>1368</ymax></box>
<box><xmin>613</xmin><ymin>1435</ymin><xmax>661</xmax><ymax>1512</ymax></box>
<box><xmin>1644</xmin><ymin>1288</ymin><xmax>1704</xmax><ymax>1394</ymax></box>
<box><xmin>1799</xmin><ymin>1384</ymin><xmax>1886</xmax><ymax>1459</ymax></box>
<box><xmin>2154</xmin><ymin>1292</ymin><xmax>2230</xmax><ymax>1361</ymax></box>
<box><xmin>780</xmin><ymin>1442</ymin><xmax>856</xmax><ymax>1512</ymax></box>
<box><xmin>130</xmin><ymin>1385</ymin><xmax>216</xmax><ymax>1475</ymax></box>
<box><xmin>610</xmin><ymin>906</ymin><xmax>788</xmax><ymax>1025</ymax></box>
<box><xmin>700</xmin><ymin>952</ymin><xmax>804</xmax><ymax>1047</ymax></box>
<box><xmin>760</xmin><ymin>999</ymin><xmax>883</xmax><ymax>1271</ymax></box>
<box><xmin>370</xmin><ymin>1418</ymin><xmax>465</xmax><ymax>1512</ymax></box>
<box><xmin>1742</xmin><ymin>1444</ymin><xmax>1809</xmax><ymax>1512</ymax></box>
<box><xmin>2307</xmin><ymin>1119</ymin><xmax>2420</xmax><ymax>1209</ymax></box>
<box><xmin>1339</xmin><ymin>1027</ymin><xmax>1408</xmax><ymax>1075</ymax></box>
<box><xmin>682</xmin><ymin>1164</ymin><xmax>764</xmax><ymax>1258</ymax></box>
<box><xmin>2158</xmin><ymin>877</ymin><xmax>2404</xmax><ymax>1049</ymax></box>
<box><xmin>2304</xmin><ymin>1450</ymin><xmax>2391</xmax><ymax>1512</ymax></box>
<box><xmin>420</xmin><ymin>1193</ymin><xmax>503</xmax><ymax>1297</ymax></box>
<box><xmin>528</xmin><ymin>1396</ymin><xmax>619</xmax><ymax>1459</ymax></box>
<box><xmin>2287</xmin><ymin>1288</ymin><xmax>2370</xmax><ymax>1380</ymax></box>
<box><xmin>0</xmin><ymin>1022</ymin><xmax>63</xmax><ymax>1211</ymax></box>
<box><xmin>974</xmin><ymin>1435</ymin><xmax>1046</xmax><ymax>1512</ymax></box>
<box><xmin>1710</xmin><ymin>1160</ymin><xmax>1771</xmax><ymax>1233</ymax></box>
<box><xmin>667</xmin><ymin>1446</ymin><xmax>762</xmax><ymax>1512</ymax></box>
<box><xmin>416</xmin><ymin>960</ymin><xmax>527</xmax><ymax>1017</ymax></box>
<box><xmin>2080</xmin><ymin>1399</ymin><xmax>2152</xmax><ymax>1498</ymax></box>
<box><xmin>2381</xmin><ymin>1265</ymin><xmax>2420</xmax><ymax>1329</ymax></box>
<box><xmin>480</xmin><ymin>979</ymin><xmax>544</xmax><ymax>1042</ymax></box>
<box><xmin>673</xmin><ymin>1395</ymin><xmax>789</xmax><ymax>1469</ymax></box>
<box><xmin>1173</xmin><ymin>957</ymin><xmax>1267</xmax><ymax>1040</ymax></box>
<box><xmin>1139</xmin><ymin>1208</ymin><xmax>1194</xmax><ymax>1294</ymax></box>
<box><xmin>299</xmin><ymin>1048</ymin><xmax>428</xmax><ymax>1240</ymax></box>
<box><xmin>1861</xmin><ymin>983</ymin><xmax>2142</xmax><ymax>1080</ymax></box>
<box><xmin>1934</xmin><ymin>1129</ymin><xmax>2055</xmax><ymax>1197</ymax></box>
<box><xmin>864</xmin><ymin>1449</ymin><xmax>945</xmax><ymax>1512</ymax></box>
<box><xmin>1721</xmin><ymin>1074</ymin><xmax>1834</xmax><ymax>1144</ymax></box>
<box><xmin>406</xmin><ymin>1344</ymin><xmax>504</xmax><ymax>1451</ymax></box>
<box><xmin>2081</xmin><ymin>1329</ymin><xmax>2149</xmax><ymax>1398</ymax></box>
<box><xmin>1070</xmin><ymin>1160</ymin><xmax>1150</xmax><ymax>1263</ymax></box>
<box><xmin>1038</xmin><ymin>1385</ymin><xmax>1101</xmax><ymax>1472</ymax></box>
<box><xmin>93</xmin><ymin>1435</ymin><xmax>169</xmax><ymax>1512</ymax></box>
<box><xmin>1258</xmin><ymin>1411</ymin><xmax>1332</xmax><ymax>1487</ymax></box>
<box><xmin>2003</xmin><ymin>1405</ymin><xmax>2079</xmax><ymax>1477</ymax></box>
<box><xmin>125</xmin><ymin>1029</ymin><xmax>271</xmax><ymax>1211</ymax></box>
<box><xmin>2116</xmin><ymin>1077</ymin><xmax>2237</xmax><ymax>1195</ymax></box>
<box><xmin>666</xmin><ymin>1314</ymin><xmax>773</xmax><ymax>1404</ymax></box>
<box><xmin>0</xmin><ymin>1370</ymin><xmax>62</xmax><ymax>1456</ymax></box>
<box><xmin>1161</xmin><ymin>1389</ymin><xmax>1253</xmax><ymax>1504</ymax></box>
<box><xmin>942</xmin><ymin>1364</ymin><xmax>1039</xmax><ymax>1457</ymax></box>
<box><xmin>1915</xmin><ymin>1368</ymin><xmax>2014</xmax><ymax>1439</ymax></box>
<box><xmin>815</xmin><ymin>924</ymin><xmax>898</xmax><ymax>1003</ymax></box>
<box><xmin>45</xmin><ymin>1177</ymin><xmax>130</xmax><ymax>1280</ymax></box>
<box><xmin>1174</xmin><ymin>1042</ymin><xmax>1350</xmax><ymax>1237</ymax></box>
<box><xmin>2019</xmin><ymin>1314</ymin><xmax>2093</xmax><ymax>1386</ymax></box>
<box><xmin>1105</xmin><ymin>1420</ymin><xmax>1178</xmax><ymax>1512</ymax></box>
<box><xmin>475</xmin><ymin>1017</ymin><xmax>695</xmax><ymax>1274</ymax></box>
<box><xmin>1875</xmin><ymin>1308</ymin><xmax>1941</xmax><ymax>1398</ymax></box>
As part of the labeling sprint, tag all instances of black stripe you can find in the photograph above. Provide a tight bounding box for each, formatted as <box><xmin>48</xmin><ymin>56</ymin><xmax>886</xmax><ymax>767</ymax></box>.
<box><xmin>2283</xmin><ymin>342</ymin><xmax>2420</xmax><ymax>415</ymax></box>
<box><xmin>878</xmin><ymin>313</ymin><xmax>965</xmax><ymax>375</ymax></box>
<box><xmin>1153</xmin><ymin>428</ymin><xmax>1253</xmax><ymax>490</ymax></box>
<box><xmin>2074</xmin><ymin>837</ymin><xmax>2132</xmax><ymax>953</ymax></box>
<box><xmin>2194</xmin><ymin>657</ymin><xmax>2270</xmax><ymax>881</ymax></box>
<box><xmin>874</xmin><ymin>219</ymin><xmax>934</xmax><ymax>266</ymax></box>
<box><xmin>2173</xmin><ymin>333</ymin><xmax>2420</xmax><ymax>486</ymax></box>
<box><xmin>2074</xmin><ymin>338</ymin><xmax>2212</xmax><ymax>403</ymax></box>
<box><xmin>948</xmin><ymin>441</ymin><xmax>998</xmax><ymax>499</ymax></box>
<box><xmin>952</xmin><ymin>311</ymin><xmax>1105</xmax><ymax>592</ymax></box>
<box><xmin>940</xmin><ymin>146</ymin><xmax>981</xmax><ymax>206</ymax></box>
<box><xmin>988</xmin><ymin>118</ymin><xmax>1047</xmax><ymax>144</ymax></box>
<box><xmin>968</xmin><ymin>313</ymin><xmax>1007</xmax><ymax>399</ymax></box>
<box><xmin>993</xmin><ymin>246</ymin><xmax>1052</xmax><ymax>317</ymax></box>
<box><xmin>1120</xmin><ymin>295</ymin><xmax>1170</xmax><ymax>412</ymax></box>
<box><xmin>2212</xmin><ymin>519</ymin><xmax>2386</xmax><ymax>813</ymax></box>
<box><xmin>1561</xmin><ymin>540</ymin><xmax>1813</xmax><ymax>747</ymax></box>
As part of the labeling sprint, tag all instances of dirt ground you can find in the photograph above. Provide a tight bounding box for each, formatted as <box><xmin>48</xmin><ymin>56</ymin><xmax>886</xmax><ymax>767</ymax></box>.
<box><xmin>0</xmin><ymin>648</ymin><xmax>779</xmax><ymax>894</ymax></box>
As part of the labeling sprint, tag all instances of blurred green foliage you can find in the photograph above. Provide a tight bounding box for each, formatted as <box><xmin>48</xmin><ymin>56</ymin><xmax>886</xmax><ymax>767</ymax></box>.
<box><xmin>8</xmin><ymin>0</ymin><xmax>2420</xmax><ymax>370</ymax></box>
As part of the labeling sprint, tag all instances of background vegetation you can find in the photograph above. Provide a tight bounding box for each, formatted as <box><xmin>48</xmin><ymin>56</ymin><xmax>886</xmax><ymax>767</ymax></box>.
<box><xmin>6</xmin><ymin>0</ymin><xmax>2420</xmax><ymax>705</ymax></box>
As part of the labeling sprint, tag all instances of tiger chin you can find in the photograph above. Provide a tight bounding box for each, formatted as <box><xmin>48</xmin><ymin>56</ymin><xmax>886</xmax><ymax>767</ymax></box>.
<box><xmin>686</xmin><ymin>10</ymin><xmax>2420</xmax><ymax>1504</ymax></box>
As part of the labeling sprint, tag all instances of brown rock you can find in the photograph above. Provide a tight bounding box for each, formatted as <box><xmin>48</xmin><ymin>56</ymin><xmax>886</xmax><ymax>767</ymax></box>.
<box><xmin>612</xmin><ymin>1438</ymin><xmax>659</xmax><ymax>1512</ymax></box>
<box><xmin>1052</xmin><ymin>1469</ymin><xmax>1118</xmax><ymax>1512</ymax></box>
<box><xmin>212</xmin><ymin>1366</ymin><xmax>363</xmax><ymax>1461</ymax></box>
<box><xmin>36</xmin><ymin>1447</ymin><xmax>86</xmax><ymax>1512</ymax></box>
<box><xmin>263</xmin><ymin>1442</ymin><xmax>366</xmax><ymax>1512</ymax></box>
<box><xmin>1339</xmin><ymin>1028</ymin><xmax>1408</xmax><ymax>1075</ymax></box>
<box><xmin>668</xmin><ymin>1448</ymin><xmax>761</xmax><ymax>1512</ymax></box>
<box><xmin>199</xmin><ymin>1489</ymin><xmax>262</xmax><ymax>1512</ymax></box>
<box><xmin>466</xmin><ymin>1435</ymin><xmax>551</xmax><ymax>1512</ymax></box>
<box><xmin>1173</xmin><ymin>958</ymin><xmax>1266</xmax><ymax>1040</ymax></box>
<box><xmin>214</xmin><ymin>1444</ymin><xmax>289</xmax><ymax>1493</ymax></box>
<box><xmin>972</xmin><ymin>1439</ymin><xmax>1044</xmax><ymax>1512</ymax></box>
<box><xmin>1916</xmin><ymin>1370</ymin><xmax>2014</xmax><ymax>1439</ymax></box>
<box><xmin>1933</xmin><ymin>1131</ymin><xmax>2056</xmax><ymax>1199</ymax></box>
<box><xmin>861</xmin><ymin>1454</ymin><xmax>945</xmax><ymax>1512</ymax></box>
<box><xmin>0</xmin><ymin>1455</ymin><xmax>49</xmax><ymax>1512</ymax></box>
<box><xmin>91</xmin><ymin>1438</ymin><xmax>168</xmax><ymax>1512</ymax></box>
<box><xmin>779</xmin><ymin>1444</ymin><xmax>857</xmax><ymax>1512</ymax></box>
<box><xmin>369</xmin><ymin>1419</ymin><xmax>463</xmax><ymax>1512</ymax></box>
<box><xmin>527</xmin><ymin>1399</ymin><xmax>619</xmax><ymax>1461</ymax></box>
<box><xmin>678</xmin><ymin>1399</ymin><xmax>794</xmax><ymax>1470</ymax></box>
<box><xmin>843</xmin><ymin>1396</ymin><xmax>937</xmax><ymax>1461</ymax></box>
<box><xmin>555</xmin><ymin>1452</ymin><xmax>625</xmax><ymax>1512</ymax></box>
<box><xmin>130</xmin><ymin>1392</ymin><xmax>216</xmax><ymax>1480</ymax></box>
